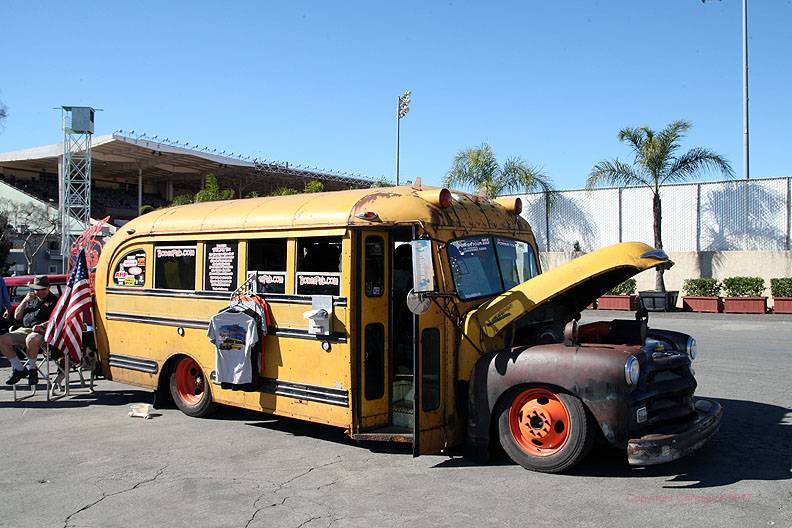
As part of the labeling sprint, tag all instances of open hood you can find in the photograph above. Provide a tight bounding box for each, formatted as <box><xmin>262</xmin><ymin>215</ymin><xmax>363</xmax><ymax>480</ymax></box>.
<box><xmin>466</xmin><ymin>242</ymin><xmax>673</xmax><ymax>339</ymax></box>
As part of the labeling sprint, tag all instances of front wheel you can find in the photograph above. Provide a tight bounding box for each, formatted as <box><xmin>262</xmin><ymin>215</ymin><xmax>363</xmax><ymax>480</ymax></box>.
<box><xmin>169</xmin><ymin>355</ymin><xmax>218</xmax><ymax>417</ymax></box>
<box><xmin>497</xmin><ymin>386</ymin><xmax>593</xmax><ymax>473</ymax></box>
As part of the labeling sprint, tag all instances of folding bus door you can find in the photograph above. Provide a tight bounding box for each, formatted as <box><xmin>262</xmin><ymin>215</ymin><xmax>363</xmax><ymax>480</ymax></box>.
<box><xmin>356</xmin><ymin>230</ymin><xmax>391</xmax><ymax>430</ymax></box>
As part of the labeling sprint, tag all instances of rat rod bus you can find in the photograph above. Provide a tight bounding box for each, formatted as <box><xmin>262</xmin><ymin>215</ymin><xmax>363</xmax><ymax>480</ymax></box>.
<box><xmin>93</xmin><ymin>185</ymin><xmax>721</xmax><ymax>473</ymax></box>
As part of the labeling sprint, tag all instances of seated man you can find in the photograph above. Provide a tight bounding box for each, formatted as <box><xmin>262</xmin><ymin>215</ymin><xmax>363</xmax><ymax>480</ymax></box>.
<box><xmin>0</xmin><ymin>276</ymin><xmax>59</xmax><ymax>385</ymax></box>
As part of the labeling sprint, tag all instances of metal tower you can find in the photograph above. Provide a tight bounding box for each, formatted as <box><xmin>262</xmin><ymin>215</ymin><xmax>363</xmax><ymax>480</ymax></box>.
<box><xmin>60</xmin><ymin>106</ymin><xmax>95</xmax><ymax>270</ymax></box>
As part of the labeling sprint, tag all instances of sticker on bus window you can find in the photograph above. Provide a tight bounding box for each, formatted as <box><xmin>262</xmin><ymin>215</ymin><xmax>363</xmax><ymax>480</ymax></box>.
<box><xmin>247</xmin><ymin>271</ymin><xmax>286</xmax><ymax>294</ymax></box>
<box><xmin>115</xmin><ymin>250</ymin><xmax>146</xmax><ymax>287</ymax></box>
<box><xmin>296</xmin><ymin>273</ymin><xmax>341</xmax><ymax>296</ymax></box>
<box><xmin>204</xmin><ymin>241</ymin><xmax>238</xmax><ymax>292</ymax></box>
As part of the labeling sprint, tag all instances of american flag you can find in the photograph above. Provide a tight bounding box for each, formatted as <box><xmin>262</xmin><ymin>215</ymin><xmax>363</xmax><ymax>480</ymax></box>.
<box><xmin>45</xmin><ymin>249</ymin><xmax>92</xmax><ymax>363</ymax></box>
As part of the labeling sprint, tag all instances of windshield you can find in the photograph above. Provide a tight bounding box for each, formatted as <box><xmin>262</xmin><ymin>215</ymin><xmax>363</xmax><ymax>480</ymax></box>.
<box><xmin>447</xmin><ymin>236</ymin><xmax>539</xmax><ymax>300</ymax></box>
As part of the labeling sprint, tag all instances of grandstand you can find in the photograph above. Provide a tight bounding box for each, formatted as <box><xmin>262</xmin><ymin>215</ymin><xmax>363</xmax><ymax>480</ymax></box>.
<box><xmin>0</xmin><ymin>131</ymin><xmax>373</xmax><ymax>226</ymax></box>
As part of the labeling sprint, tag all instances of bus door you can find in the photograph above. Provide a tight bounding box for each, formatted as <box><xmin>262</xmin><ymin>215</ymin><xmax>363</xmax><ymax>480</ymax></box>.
<box><xmin>409</xmin><ymin>237</ymin><xmax>447</xmax><ymax>455</ymax></box>
<box><xmin>413</xmin><ymin>306</ymin><xmax>447</xmax><ymax>455</ymax></box>
<box><xmin>357</xmin><ymin>230</ymin><xmax>391</xmax><ymax>430</ymax></box>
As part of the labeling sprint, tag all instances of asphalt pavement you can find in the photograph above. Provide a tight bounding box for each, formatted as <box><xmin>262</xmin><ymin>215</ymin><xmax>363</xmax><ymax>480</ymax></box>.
<box><xmin>0</xmin><ymin>311</ymin><xmax>790</xmax><ymax>528</ymax></box>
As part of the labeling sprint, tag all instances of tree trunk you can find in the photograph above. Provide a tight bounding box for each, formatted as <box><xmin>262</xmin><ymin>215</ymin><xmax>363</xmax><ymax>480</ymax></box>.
<box><xmin>652</xmin><ymin>191</ymin><xmax>665</xmax><ymax>292</ymax></box>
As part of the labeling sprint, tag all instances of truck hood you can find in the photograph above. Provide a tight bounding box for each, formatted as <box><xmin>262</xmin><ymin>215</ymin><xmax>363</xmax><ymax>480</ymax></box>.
<box><xmin>466</xmin><ymin>242</ymin><xmax>672</xmax><ymax>339</ymax></box>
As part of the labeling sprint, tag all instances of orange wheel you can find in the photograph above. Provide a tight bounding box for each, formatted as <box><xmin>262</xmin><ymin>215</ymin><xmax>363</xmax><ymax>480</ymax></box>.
<box><xmin>169</xmin><ymin>356</ymin><xmax>218</xmax><ymax>417</ymax></box>
<box><xmin>508</xmin><ymin>388</ymin><xmax>571</xmax><ymax>456</ymax></box>
<box><xmin>497</xmin><ymin>386</ymin><xmax>593</xmax><ymax>473</ymax></box>
<box><xmin>174</xmin><ymin>356</ymin><xmax>205</xmax><ymax>405</ymax></box>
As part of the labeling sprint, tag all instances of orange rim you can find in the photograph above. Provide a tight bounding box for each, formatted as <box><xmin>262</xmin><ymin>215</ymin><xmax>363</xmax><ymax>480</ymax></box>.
<box><xmin>508</xmin><ymin>388</ymin><xmax>570</xmax><ymax>457</ymax></box>
<box><xmin>175</xmin><ymin>357</ymin><xmax>205</xmax><ymax>406</ymax></box>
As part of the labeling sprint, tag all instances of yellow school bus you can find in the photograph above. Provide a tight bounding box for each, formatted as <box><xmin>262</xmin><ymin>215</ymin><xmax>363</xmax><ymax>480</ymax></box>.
<box><xmin>94</xmin><ymin>184</ymin><xmax>721</xmax><ymax>473</ymax></box>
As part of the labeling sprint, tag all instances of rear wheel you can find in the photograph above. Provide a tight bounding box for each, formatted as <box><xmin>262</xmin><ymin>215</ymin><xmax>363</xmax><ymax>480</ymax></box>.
<box><xmin>497</xmin><ymin>386</ymin><xmax>592</xmax><ymax>473</ymax></box>
<box><xmin>169</xmin><ymin>355</ymin><xmax>218</xmax><ymax>417</ymax></box>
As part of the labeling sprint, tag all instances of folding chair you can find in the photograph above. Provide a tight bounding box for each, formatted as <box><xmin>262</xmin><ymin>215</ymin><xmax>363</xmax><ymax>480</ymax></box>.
<box><xmin>11</xmin><ymin>343</ymin><xmax>69</xmax><ymax>402</ymax></box>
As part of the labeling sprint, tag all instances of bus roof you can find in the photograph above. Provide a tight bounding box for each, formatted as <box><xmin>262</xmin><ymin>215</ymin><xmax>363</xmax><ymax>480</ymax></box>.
<box><xmin>117</xmin><ymin>185</ymin><xmax>531</xmax><ymax>237</ymax></box>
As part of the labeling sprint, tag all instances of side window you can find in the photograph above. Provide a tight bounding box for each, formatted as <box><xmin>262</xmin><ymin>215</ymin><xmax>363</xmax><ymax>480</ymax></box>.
<box><xmin>247</xmin><ymin>238</ymin><xmax>287</xmax><ymax>294</ymax></box>
<box><xmin>364</xmin><ymin>323</ymin><xmax>385</xmax><ymax>400</ymax></box>
<box><xmin>113</xmin><ymin>249</ymin><xmax>147</xmax><ymax>287</ymax></box>
<box><xmin>421</xmin><ymin>328</ymin><xmax>441</xmax><ymax>412</ymax></box>
<box><xmin>203</xmin><ymin>241</ymin><xmax>239</xmax><ymax>292</ymax></box>
<box><xmin>364</xmin><ymin>236</ymin><xmax>384</xmax><ymax>297</ymax></box>
<box><xmin>296</xmin><ymin>236</ymin><xmax>342</xmax><ymax>296</ymax></box>
<box><xmin>154</xmin><ymin>245</ymin><xmax>197</xmax><ymax>290</ymax></box>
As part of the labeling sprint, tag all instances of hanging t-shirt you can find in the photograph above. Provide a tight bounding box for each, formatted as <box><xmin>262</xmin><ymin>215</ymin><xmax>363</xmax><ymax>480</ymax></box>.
<box><xmin>207</xmin><ymin>310</ymin><xmax>259</xmax><ymax>385</ymax></box>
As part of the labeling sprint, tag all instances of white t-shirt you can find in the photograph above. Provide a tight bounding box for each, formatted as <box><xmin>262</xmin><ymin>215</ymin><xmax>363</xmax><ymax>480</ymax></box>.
<box><xmin>207</xmin><ymin>310</ymin><xmax>259</xmax><ymax>385</ymax></box>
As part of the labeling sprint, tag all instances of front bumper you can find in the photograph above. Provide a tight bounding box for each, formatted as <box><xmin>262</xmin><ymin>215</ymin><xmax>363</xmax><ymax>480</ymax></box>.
<box><xmin>626</xmin><ymin>398</ymin><xmax>722</xmax><ymax>466</ymax></box>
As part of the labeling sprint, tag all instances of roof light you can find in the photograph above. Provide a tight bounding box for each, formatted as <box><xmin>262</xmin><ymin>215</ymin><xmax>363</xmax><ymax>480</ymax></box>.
<box><xmin>355</xmin><ymin>211</ymin><xmax>381</xmax><ymax>222</ymax></box>
<box><xmin>417</xmin><ymin>188</ymin><xmax>453</xmax><ymax>208</ymax></box>
<box><xmin>492</xmin><ymin>197</ymin><xmax>523</xmax><ymax>215</ymax></box>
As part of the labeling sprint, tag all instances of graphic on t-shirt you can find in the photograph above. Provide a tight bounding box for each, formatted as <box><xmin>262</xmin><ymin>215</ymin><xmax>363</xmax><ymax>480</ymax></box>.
<box><xmin>217</xmin><ymin>324</ymin><xmax>246</xmax><ymax>350</ymax></box>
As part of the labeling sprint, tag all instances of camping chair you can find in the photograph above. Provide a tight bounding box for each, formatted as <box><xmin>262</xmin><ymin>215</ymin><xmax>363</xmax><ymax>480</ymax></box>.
<box><xmin>11</xmin><ymin>342</ymin><xmax>68</xmax><ymax>402</ymax></box>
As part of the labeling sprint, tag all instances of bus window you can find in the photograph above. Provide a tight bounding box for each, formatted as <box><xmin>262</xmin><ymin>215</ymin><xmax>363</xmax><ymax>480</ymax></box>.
<box><xmin>364</xmin><ymin>323</ymin><xmax>385</xmax><ymax>400</ymax></box>
<box><xmin>154</xmin><ymin>245</ymin><xmax>197</xmax><ymax>290</ymax></box>
<box><xmin>364</xmin><ymin>236</ymin><xmax>385</xmax><ymax>297</ymax></box>
<box><xmin>247</xmin><ymin>238</ymin><xmax>287</xmax><ymax>294</ymax></box>
<box><xmin>421</xmin><ymin>328</ymin><xmax>441</xmax><ymax>411</ymax></box>
<box><xmin>296</xmin><ymin>236</ymin><xmax>342</xmax><ymax>296</ymax></box>
<box><xmin>113</xmin><ymin>249</ymin><xmax>147</xmax><ymax>287</ymax></box>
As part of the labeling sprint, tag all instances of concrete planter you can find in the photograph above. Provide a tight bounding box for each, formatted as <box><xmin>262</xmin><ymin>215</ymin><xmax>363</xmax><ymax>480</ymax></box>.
<box><xmin>682</xmin><ymin>296</ymin><xmax>723</xmax><ymax>313</ymax></box>
<box><xmin>723</xmin><ymin>297</ymin><xmax>767</xmax><ymax>314</ymax></box>
<box><xmin>597</xmin><ymin>295</ymin><xmax>636</xmax><ymax>311</ymax></box>
<box><xmin>772</xmin><ymin>297</ymin><xmax>792</xmax><ymax>314</ymax></box>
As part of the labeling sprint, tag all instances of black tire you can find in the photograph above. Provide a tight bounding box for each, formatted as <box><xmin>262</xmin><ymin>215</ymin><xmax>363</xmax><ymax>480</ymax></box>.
<box><xmin>168</xmin><ymin>355</ymin><xmax>219</xmax><ymax>418</ymax></box>
<box><xmin>497</xmin><ymin>386</ymin><xmax>593</xmax><ymax>473</ymax></box>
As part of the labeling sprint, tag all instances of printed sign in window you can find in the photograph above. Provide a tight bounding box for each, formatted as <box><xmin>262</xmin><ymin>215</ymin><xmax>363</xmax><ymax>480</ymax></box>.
<box><xmin>114</xmin><ymin>250</ymin><xmax>146</xmax><ymax>287</ymax></box>
<box><xmin>247</xmin><ymin>271</ymin><xmax>287</xmax><ymax>294</ymax></box>
<box><xmin>204</xmin><ymin>241</ymin><xmax>238</xmax><ymax>292</ymax></box>
<box><xmin>296</xmin><ymin>273</ymin><xmax>341</xmax><ymax>296</ymax></box>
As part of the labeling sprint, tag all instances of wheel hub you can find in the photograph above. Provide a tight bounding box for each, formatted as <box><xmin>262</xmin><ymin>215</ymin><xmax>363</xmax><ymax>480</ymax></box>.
<box><xmin>508</xmin><ymin>388</ymin><xmax>571</xmax><ymax>457</ymax></box>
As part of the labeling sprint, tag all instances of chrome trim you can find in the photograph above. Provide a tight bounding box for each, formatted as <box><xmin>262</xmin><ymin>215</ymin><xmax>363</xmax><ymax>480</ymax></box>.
<box><xmin>106</xmin><ymin>312</ymin><xmax>208</xmax><ymax>329</ymax></box>
<box><xmin>105</xmin><ymin>312</ymin><xmax>347</xmax><ymax>342</ymax></box>
<box><xmin>260</xmin><ymin>378</ymin><xmax>348</xmax><ymax>407</ymax></box>
<box><xmin>106</xmin><ymin>287</ymin><xmax>347</xmax><ymax>306</ymax></box>
<box><xmin>108</xmin><ymin>353</ymin><xmax>158</xmax><ymax>374</ymax></box>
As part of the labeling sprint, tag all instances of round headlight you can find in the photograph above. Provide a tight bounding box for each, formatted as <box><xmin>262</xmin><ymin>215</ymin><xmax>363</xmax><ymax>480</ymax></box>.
<box><xmin>687</xmin><ymin>337</ymin><xmax>697</xmax><ymax>360</ymax></box>
<box><xmin>624</xmin><ymin>355</ymin><xmax>640</xmax><ymax>386</ymax></box>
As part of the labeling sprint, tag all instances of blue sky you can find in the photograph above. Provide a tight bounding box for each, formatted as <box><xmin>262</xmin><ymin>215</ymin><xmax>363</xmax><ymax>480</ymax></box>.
<box><xmin>1</xmin><ymin>1</ymin><xmax>789</xmax><ymax>189</ymax></box>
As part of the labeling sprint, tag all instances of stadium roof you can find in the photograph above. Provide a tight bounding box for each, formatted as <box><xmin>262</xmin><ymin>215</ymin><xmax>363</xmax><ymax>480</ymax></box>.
<box><xmin>0</xmin><ymin>131</ymin><xmax>373</xmax><ymax>189</ymax></box>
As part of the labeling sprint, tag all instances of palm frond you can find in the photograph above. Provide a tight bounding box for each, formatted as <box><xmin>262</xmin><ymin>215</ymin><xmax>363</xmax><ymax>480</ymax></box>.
<box><xmin>617</xmin><ymin>127</ymin><xmax>645</xmax><ymax>159</ymax></box>
<box><xmin>444</xmin><ymin>143</ymin><xmax>499</xmax><ymax>192</ymax></box>
<box><xmin>587</xmin><ymin>159</ymin><xmax>651</xmax><ymax>190</ymax></box>
<box><xmin>500</xmin><ymin>157</ymin><xmax>553</xmax><ymax>195</ymax></box>
<box><xmin>664</xmin><ymin>147</ymin><xmax>734</xmax><ymax>184</ymax></box>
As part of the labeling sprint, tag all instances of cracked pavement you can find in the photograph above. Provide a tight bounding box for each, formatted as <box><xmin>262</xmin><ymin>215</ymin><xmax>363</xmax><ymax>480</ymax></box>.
<box><xmin>0</xmin><ymin>312</ymin><xmax>790</xmax><ymax>527</ymax></box>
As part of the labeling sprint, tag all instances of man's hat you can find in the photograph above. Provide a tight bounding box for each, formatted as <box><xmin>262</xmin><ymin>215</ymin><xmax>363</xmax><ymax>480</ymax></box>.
<box><xmin>29</xmin><ymin>275</ymin><xmax>50</xmax><ymax>290</ymax></box>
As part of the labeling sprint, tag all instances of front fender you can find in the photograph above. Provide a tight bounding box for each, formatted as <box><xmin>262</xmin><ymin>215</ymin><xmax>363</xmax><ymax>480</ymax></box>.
<box><xmin>467</xmin><ymin>344</ymin><xmax>639</xmax><ymax>455</ymax></box>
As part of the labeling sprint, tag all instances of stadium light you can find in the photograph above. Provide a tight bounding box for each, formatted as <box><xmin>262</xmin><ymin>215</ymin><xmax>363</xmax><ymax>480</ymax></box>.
<box><xmin>395</xmin><ymin>90</ymin><xmax>411</xmax><ymax>185</ymax></box>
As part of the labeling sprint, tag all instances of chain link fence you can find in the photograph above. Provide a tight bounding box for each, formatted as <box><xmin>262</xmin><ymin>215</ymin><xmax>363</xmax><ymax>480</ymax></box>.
<box><xmin>515</xmin><ymin>177</ymin><xmax>792</xmax><ymax>252</ymax></box>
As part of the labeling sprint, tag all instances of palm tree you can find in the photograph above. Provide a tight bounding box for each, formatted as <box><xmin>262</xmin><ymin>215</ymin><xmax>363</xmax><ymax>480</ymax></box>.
<box><xmin>587</xmin><ymin>120</ymin><xmax>733</xmax><ymax>291</ymax></box>
<box><xmin>443</xmin><ymin>143</ymin><xmax>552</xmax><ymax>199</ymax></box>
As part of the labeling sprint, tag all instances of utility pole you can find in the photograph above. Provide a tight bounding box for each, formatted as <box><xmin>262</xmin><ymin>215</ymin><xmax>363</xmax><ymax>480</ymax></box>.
<box><xmin>396</xmin><ymin>90</ymin><xmax>411</xmax><ymax>185</ymax></box>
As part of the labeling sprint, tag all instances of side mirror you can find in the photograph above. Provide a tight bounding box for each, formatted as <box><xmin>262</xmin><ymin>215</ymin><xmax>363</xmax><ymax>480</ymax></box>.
<box><xmin>411</xmin><ymin>239</ymin><xmax>436</xmax><ymax>293</ymax></box>
<box><xmin>406</xmin><ymin>289</ymin><xmax>432</xmax><ymax>315</ymax></box>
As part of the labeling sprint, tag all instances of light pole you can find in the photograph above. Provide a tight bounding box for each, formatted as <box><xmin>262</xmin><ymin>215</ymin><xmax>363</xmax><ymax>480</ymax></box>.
<box><xmin>396</xmin><ymin>90</ymin><xmax>411</xmax><ymax>185</ymax></box>
<box><xmin>742</xmin><ymin>0</ymin><xmax>749</xmax><ymax>180</ymax></box>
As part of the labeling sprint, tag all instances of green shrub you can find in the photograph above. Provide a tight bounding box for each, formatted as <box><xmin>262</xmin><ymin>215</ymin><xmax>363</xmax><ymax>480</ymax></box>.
<box><xmin>171</xmin><ymin>194</ymin><xmax>195</xmax><ymax>206</ymax></box>
<box><xmin>682</xmin><ymin>278</ymin><xmax>721</xmax><ymax>297</ymax></box>
<box><xmin>139</xmin><ymin>204</ymin><xmax>155</xmax><ymax>215</ymax></box>
<box><xmin>270</xmin><ymin>186</ymin><xmax>299</xmax><ymax>196</ymax></box>
<box><xmin>303</xmin><ymin>180</ymin><xmax>325</xmax><ymax>193</ymax></box>
<box><xmin>606</xmin><ymin>279</ymin><xmax>636</xmax><ymax>296</ymax></box>
<box><xmin>770</xmin><ymin>278</ymin><xmax>792</xmax><ymax>298</ymax></box>
<box><xmin>722</xmin><ymin>277</ymin><xmax>765</xmax><ymax>297</ymax></box>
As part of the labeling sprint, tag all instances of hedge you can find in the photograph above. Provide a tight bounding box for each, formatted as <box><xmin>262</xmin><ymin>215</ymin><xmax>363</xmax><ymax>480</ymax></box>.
<box><xmin>606</xmin><ymin>279</ymin><xmax>636</xmax><ymax>296</ymax></box>
<box><xmin>682</xmin><ymin>278</ymin><xmax>722</xmax><ymax>297</ymax></box>
<box><xmin>722</xmin><ymin>277</ymin><xmax>765</xmax><ymax>297</ymax></box>
<box><xmin>770</xmin><ymin>278</ymin><xmax>792</xmax><ymax>298</ymax></box>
